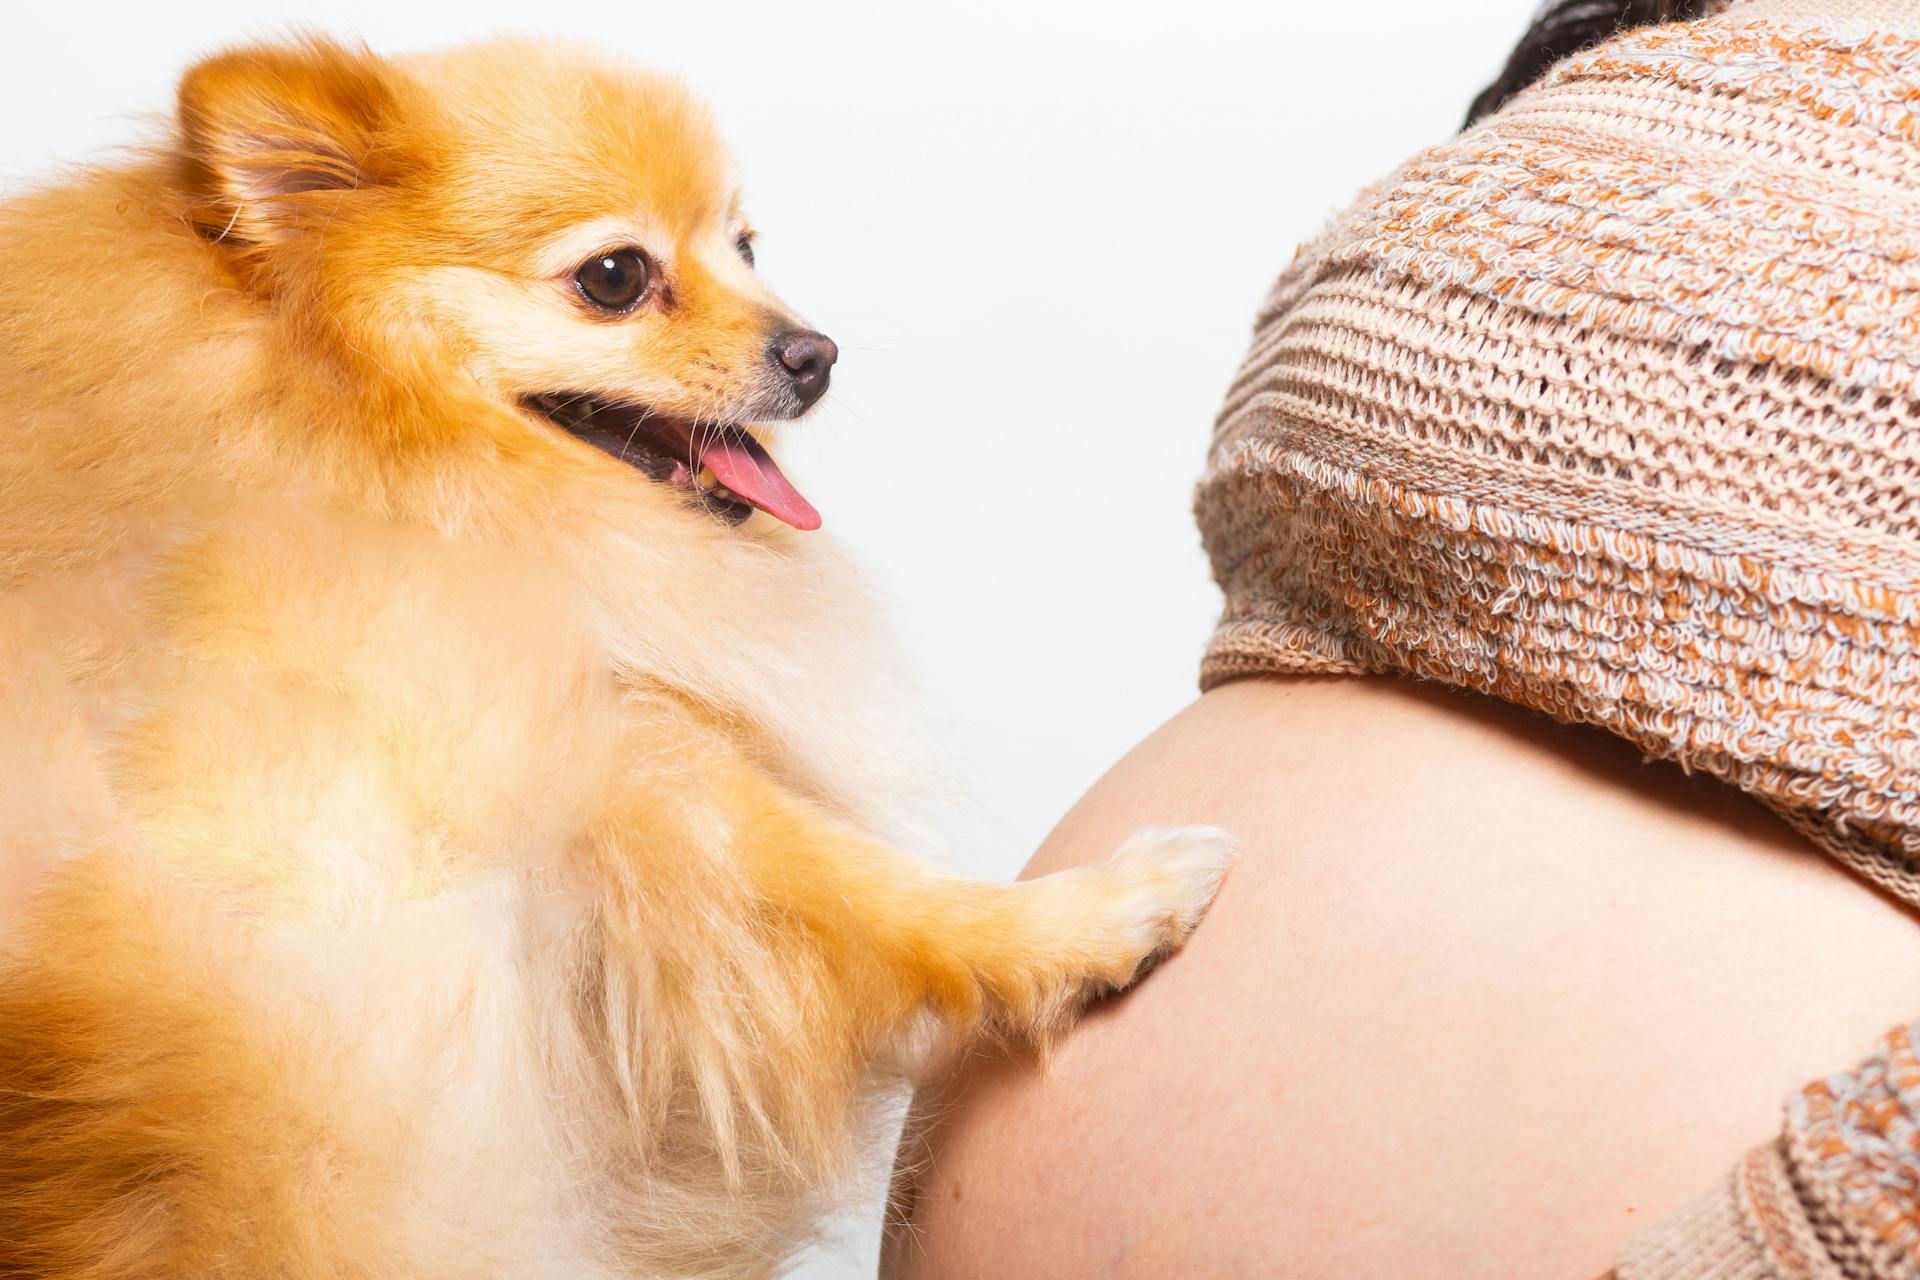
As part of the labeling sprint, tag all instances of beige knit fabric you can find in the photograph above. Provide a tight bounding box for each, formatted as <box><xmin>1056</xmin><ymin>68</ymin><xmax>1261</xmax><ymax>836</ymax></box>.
<box><xmin>1728</xmin><ymin>0</ymin><xmax>1920</xmax><ymax>32</ymax></box>
<box><xmin>1196</xmin><ymin>3</ymin><xmax>1920</xmax><ymax>906</ymax></box>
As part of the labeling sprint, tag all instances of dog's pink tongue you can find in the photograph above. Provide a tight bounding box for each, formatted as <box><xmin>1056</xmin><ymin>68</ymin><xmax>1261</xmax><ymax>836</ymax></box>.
<box><xmin>700</xmin><ymin>430</ymin><xmax>821</xmax><ymax>531</ymax></box>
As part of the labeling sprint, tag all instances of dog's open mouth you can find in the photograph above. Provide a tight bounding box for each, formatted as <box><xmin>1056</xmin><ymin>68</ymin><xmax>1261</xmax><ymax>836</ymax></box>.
<box><xmin>525</xmin><ymin>393</ymin><xmax>821</xmax><ymax>531</ymax></box>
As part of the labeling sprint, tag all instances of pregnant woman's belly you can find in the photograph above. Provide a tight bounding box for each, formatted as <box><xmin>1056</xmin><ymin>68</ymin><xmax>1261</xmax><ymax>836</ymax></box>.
<box><xmin>884</xmin><ymin>677</ymin><xmax>1920</xmax><ymax>1279</ymax></box>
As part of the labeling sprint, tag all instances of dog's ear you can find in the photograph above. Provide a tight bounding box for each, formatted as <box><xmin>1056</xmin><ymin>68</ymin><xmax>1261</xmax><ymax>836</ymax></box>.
<box><xmin>176</xmin><ymin>39</ymin><xmax>401</xmax><ymax>249</ymax></box>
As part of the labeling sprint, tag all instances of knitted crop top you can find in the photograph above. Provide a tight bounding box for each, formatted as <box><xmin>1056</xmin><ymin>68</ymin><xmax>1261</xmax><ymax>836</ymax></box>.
<box><xmin>1197</xmin><ymin>0</ymin><xmax>1920</xmax><ymax>903</ymax></box>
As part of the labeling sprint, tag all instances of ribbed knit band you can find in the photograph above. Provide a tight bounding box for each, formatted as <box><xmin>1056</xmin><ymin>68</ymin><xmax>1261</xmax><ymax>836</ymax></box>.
<box><xmin>1195</xmin><ymin>4</ymin><xmax>1920</xmax><ymax>904</ymax></box>
<box><xmin>1617</xmin><ymin>1162</ymin><xmax>1779</xmax><ymax>1280</ymax></box>
<box><xmin>1618</xmin><ymin>1141</ymin><xmax>1858</xmax><ymax>1280</ymax></box>
<box><xmin>1616</xmin><ymin>1020</ymin><xmax>1920</xmax><ymax>1279</ymax></box>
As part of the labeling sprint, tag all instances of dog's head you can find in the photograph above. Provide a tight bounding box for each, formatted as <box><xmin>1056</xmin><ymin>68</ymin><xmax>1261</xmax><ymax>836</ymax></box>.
<box><xmin>174</xmin><ymin>37</ymin><xmax>832</xmax><ymax>531</ymax></box>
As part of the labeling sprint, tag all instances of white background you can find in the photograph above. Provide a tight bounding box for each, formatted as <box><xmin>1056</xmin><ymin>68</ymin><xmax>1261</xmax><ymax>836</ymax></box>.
<box><xmin>1</xmin><ymin>1</ymin><xmax>1534</xmax><ymax>1271</ymax></box>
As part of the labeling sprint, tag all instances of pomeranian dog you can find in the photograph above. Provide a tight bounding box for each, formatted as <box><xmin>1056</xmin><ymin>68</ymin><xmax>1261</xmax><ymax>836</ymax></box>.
<box><xmin>0</xmin><ymin>36</ymin><xmax>1232</xmax><ymax>1278</ymax></box>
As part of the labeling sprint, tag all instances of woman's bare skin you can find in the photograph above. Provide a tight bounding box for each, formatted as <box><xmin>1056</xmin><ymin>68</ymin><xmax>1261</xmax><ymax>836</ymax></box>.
<box><xmin>882</xmin><ymin>676</ymin><xmax>1920</xmax><ymax>1279</ymax></box>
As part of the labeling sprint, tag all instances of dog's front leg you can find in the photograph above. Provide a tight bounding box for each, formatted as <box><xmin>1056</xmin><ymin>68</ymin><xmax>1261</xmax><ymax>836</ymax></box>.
<box><xmin>719</xmin><ymin>767</ymin><xmax>1234</xmax><ymax>1049</ymax></box>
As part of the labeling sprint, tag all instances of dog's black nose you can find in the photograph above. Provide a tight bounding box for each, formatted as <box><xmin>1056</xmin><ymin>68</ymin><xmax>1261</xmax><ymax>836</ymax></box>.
<box><xmin>771</xmin><ymin>330</ymin><xmax>837</xmax><ymax>408</ymax></box>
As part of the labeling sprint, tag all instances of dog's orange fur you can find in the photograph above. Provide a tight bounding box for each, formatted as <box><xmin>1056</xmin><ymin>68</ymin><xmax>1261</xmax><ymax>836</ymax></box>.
<box><xmin>0</xmin><ymin>37</ymin><xmax>1231</xmax><ymax>1278</ymax></box>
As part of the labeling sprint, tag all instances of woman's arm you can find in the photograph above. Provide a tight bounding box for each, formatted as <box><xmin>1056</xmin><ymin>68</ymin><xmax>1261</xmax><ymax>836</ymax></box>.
<box><xmin>882</xmin><ymin>677</ymin><xmax>1920</xmax><ymax>1279</ymax></box>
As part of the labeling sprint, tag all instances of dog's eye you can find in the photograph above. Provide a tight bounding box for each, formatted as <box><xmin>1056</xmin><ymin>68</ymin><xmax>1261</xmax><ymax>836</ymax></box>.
<box><xmin>575</xmin><ymin>249</ymin><xmax>650</xmax><ymax>312</ymax></box>
<box><xmin>735</xmin><ymin>234</ymin><xmax>755</xmax><ymax>268</ymax></box>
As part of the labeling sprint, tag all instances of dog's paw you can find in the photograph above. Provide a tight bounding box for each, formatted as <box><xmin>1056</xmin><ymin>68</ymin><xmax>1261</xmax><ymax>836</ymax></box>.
<box><xmin>964</xmin><ymin>825</ymin><xmax>1238</xmax><ymax>1049</ymax></box>
<box><xmin>1089</xmin><ymin>825</ymin><xmax>1237</xmax><ymax>978</ymax></box>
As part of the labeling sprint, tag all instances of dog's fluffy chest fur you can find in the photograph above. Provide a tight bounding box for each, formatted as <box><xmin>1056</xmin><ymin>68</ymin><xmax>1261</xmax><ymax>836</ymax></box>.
<box><xmin>0</xmin><ymin>492</ymin><xmax>910</xmax><ymax>1276</ymax></box>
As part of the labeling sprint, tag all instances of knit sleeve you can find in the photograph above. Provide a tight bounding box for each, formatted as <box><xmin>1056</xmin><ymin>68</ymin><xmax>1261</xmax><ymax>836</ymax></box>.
<box><xmin>1617</xmin><ymin>1022</ymin><xmax>1920</xmax><ymax>1280</ymax></box>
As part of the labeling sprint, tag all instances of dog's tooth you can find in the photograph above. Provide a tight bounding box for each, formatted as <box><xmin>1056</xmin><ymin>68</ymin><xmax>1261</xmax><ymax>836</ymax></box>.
<box><xmin>696</xmin><ymin>465</ymin><xmax>719</xmax><ymax>491</ymax></box>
